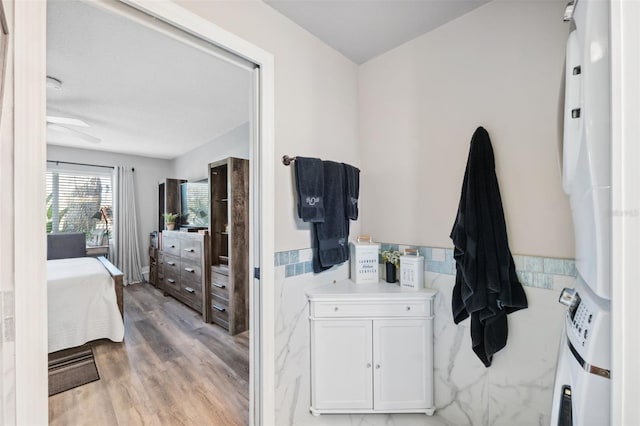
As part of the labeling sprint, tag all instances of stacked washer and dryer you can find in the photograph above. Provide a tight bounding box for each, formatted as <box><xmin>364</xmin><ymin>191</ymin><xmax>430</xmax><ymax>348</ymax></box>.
<box><xmin>550</xmin><ymin>0</ymin><xmax>611</xmax><ymax>425</ymax></box>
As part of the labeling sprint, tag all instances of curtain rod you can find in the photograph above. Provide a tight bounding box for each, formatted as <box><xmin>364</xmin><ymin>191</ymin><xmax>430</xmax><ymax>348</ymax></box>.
<box><xmin>46</xmin><ymin>160</ymin><xmax>135</xmax><ymax>172</ymax></box>
<box><xmin>47</xmin><ymin>160</ymin><xmax>114</xmax><ymax>169</ymax></box>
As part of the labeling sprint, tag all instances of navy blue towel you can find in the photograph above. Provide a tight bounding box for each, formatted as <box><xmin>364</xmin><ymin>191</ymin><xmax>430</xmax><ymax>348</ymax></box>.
<box><xmin>313</xmin><ymin>161</ymin><xmax>350</xmax><ymax>273</ymax></box>
<box><xmin>294</xmin><ymin>156</ymin><xmax>325</xmax><ymax>222</ymax></box>
<box><xmin>450</xmin><ymin>126</ymin><xmax>528</xmax><ymax>367</ymax></box>
<box><xmin>342</xmin><ymin>163</ymin><xmax>360</xmax><ymax>220</ymax></box>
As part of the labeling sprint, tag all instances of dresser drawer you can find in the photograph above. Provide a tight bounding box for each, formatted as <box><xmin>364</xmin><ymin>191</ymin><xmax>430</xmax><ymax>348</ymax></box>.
<box><xmin>211</xmin><ymin>268</ymin><xmax>229</xmax><ymax>282</ymax></box>
<box><xmin>162</xmin><ymin>236</ymin><xmax>180</xmax><ymax>257</ymax></box>
<box><xmin>164</xmin><ymin>275</ymin><xmax>180</xmax><ymax>294</ymax></box>
<box><xmin>180</xmin><ymin>260</ymin><xmax>202</xmax><ymax>282</ymax></box>
<box><xmin>311</xmin><ymin>299</ymin><xmax>431</xmax><ymax>318</ymax></box>
<box><xmin>163</xmin><ymin>253</ymin><xmax>180</xmax><ymax>269</ymax></box>
<box><xmin>211</xmin><ymin>294</ymin><xmax>229</xmax><ymax>329</ymax></box>
<box><xmin>180</xmin><ymin>280</ymin><xmax>202</xmax><ymax>312</ymax></box>
<box><xmin>180</xmin><ymin>240</ymin><xmax>202</xmax><ymax>262</ymax></box>
<box><xmin>211</xmin><ymin>270</ymin><xmax>229</xmax><ymax>299</ymax></box>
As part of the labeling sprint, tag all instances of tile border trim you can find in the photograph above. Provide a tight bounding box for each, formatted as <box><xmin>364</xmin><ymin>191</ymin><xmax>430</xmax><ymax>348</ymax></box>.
<box><xmin>274</xmin><ymin>244</ymin><xmax>576</xmax><ymax>290</ymax></box>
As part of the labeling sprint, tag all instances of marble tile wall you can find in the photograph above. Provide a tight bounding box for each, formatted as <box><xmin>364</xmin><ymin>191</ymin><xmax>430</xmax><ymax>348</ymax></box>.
<box><xmin>1</xmin><ymin>289</ymin><xmax>15</xmax><ymax>425</ymax></box>
<box><xmin>274</xmin><ymin>247</ymin><xmax>571</xmax><ymax>426</ymax></box>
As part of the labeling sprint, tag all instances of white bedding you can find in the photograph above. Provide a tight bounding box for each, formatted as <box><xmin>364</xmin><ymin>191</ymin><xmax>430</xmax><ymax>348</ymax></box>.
<box><xmin>47</xmin><ymin>257</ymin><xmax>124</xmax><ymax>353</ymax></box>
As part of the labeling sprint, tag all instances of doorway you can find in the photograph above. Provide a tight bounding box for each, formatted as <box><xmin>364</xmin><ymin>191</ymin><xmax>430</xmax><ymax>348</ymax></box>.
<box><xmin>13</xmin><ymin>0</ymin><xmax>275</xmax><ymax>424</ymax></box>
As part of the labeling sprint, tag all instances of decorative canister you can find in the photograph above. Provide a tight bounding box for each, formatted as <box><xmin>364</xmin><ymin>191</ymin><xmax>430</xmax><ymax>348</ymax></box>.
<box><xmin>400</xmin><ymin>249</ymin><xmax>425</xmax><ymax>290</ymax></box>
<box><xmin>349</xmin><ymin>236</ymin><xmax>380</xmax><ymax>284</ymax></box>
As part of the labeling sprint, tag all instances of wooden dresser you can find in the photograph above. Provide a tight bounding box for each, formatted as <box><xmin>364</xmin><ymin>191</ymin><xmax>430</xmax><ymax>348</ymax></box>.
<box><xmin>209</xmin><ymin>158</ymin><xmax>249</xmax><ymax>335</ymax></box>
<box><xmin>159</xmin><ymin>230</ymin><xmax>210</xmax><ymax>321</ymax></box>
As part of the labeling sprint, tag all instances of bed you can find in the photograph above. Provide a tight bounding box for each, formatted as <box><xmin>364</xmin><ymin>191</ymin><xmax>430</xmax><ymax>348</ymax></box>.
<box><xmin>47</xmin><ymin>233</ymin><xmax>124</xmax><ymax>353</ymax></box>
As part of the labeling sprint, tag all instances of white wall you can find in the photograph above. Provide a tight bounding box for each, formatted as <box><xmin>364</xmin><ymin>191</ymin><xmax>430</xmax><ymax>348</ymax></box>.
<box><xmin>176</xmin><ymin>0</ymin><xmax>361</xmax><ymax>251</ymax></box>
<box><xmin>271</xmin><ymin>1</ymin><xmax>573</xmax><ymax>425</ymax></box>
<box><xmin>359</xmin><ymin>0</ymin><xmax>572</xmax><ymax>258</ymax></box>
<box><xmin>172</xmin><ymin>121</ymin><xmax>249</xmax><ymax>181</ymax></box>
<box><xmin>46</xmin><ymin>145</ymin><xmax>172</xmax><ymax>268</ymax></box>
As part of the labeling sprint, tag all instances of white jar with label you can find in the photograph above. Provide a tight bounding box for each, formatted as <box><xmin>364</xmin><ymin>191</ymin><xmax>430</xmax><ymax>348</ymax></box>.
<box><xmin>349</xmin><ymin>236</ymin><xmax>380</xmax><ymax>284</ymax></box>
<box><xmin>400</xmin><ymin>249</ymin><xmax>425</xmax><ymax>290</ymax></box>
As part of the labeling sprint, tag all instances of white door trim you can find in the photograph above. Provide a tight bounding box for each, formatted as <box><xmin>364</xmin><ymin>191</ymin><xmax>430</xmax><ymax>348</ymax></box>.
<box><xmin>610</xmin><ymin>1</ymin><xmax>640</xmax><ymax>424</ymax></box>
<box><xmin>15</xmin><ymin>1</ymin><xmax>275</xmax><ymax>424</ymax></box>
<box><xmin>14</xmin><ymin>1</ymin><xmax>48</xmax><ymax>424</ymax></box>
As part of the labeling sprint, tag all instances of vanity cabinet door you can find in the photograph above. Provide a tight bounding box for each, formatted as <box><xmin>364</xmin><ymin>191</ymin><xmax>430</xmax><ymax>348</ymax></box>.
<box><xmin>311</xmin><ymin>319</ymin><xmax>373</xmax><ymax>410</ymax></box>
<box><xmin>373</xmin><ymin>319</ymin><xmax>433</xmax><ymax>410</ymax></box>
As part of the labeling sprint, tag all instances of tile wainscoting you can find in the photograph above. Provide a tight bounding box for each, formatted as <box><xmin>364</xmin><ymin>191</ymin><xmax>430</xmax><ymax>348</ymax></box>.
<box><xmin>274</xmin><ymin>246</ymin><xmax>571</xmax><ymax>425</ymax></box>
<box><xmin>275</xmin><ymin>244</ymin><xmax>577</xmax><ymax>291</ymax></box>
<box><xmin>1</xmin><ymin>289</ymin><xmax>15</xmax><ymax>425</ymax></box>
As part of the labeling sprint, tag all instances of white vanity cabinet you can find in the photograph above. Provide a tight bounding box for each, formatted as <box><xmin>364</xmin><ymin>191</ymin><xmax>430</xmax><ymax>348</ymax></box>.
<box><xmin>307</xmin><ymin>280</ymin><xmax>437</xmax><ymax>416</ymax></box>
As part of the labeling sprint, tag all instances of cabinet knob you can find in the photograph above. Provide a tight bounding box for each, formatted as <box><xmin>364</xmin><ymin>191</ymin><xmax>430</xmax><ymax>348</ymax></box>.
<box><xmin>406</xmin><ymin>306</ymin><xmax>411</xmax><ymax>311</ymax></box>
<box><xmin>366</xmin><ymin>363</ymin><xmax>371</xmax><ymax>368</ymax></box>
<box><xmin>375</xmin><ymin>364</ymin><xmax>381</xmax><ymax>369</ymax></box>
<box><xmin>334</xmin><ymin>307</ymin><xmax>339</xmax><ymax>311</ymax></box>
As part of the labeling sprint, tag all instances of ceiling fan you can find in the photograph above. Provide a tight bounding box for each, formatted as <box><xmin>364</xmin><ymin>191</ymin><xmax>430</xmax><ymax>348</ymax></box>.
<box><xmin>46</xmin><ymin>76</ymin><xmax>101</xmax><ymax>144</ymax></box>
<box><xmin>46</xmin><ymin>115</ymin><xmax>101</xmax><ymax>144</ymax></box>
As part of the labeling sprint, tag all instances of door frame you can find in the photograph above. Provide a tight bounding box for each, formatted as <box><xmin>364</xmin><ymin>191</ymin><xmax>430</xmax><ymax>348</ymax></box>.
<box><xmin>13</xmin><ymin>1</ymin><xmax>275</xmax><ymax>424</ymax></box>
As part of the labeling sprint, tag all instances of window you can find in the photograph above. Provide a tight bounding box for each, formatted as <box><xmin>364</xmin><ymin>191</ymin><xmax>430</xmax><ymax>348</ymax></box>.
<box><xmin>46</xmin><ymin>166</ymin><xmax>113</xmax><ymax>246</ymax></box>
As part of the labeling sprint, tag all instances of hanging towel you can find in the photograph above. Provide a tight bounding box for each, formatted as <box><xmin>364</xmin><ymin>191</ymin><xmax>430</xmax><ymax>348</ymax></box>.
<box><xmin>294</xmin><ymin>156</ymin><xmax>325</xmax><ymax>222</ymax></box>
<box><xmin>342</xmin><ymin>163</ymin><xmax>360</xmax><ymax>220</ymax></box>
<box><xmin>313</xmin><ymin>161</ymin><xmax>350</xmax><ymax>273</ymax></box>
<box><xmin>450</xmin><ymin>126</ymin><xmax>528</xmax><ymax>367</ymax></box>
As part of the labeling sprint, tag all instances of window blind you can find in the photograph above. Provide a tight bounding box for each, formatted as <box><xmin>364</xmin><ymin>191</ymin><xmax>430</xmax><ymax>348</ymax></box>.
<box><xmin>46</xmin><ymin>168</ymin><xmax>113</xmax><ymax>245</ymax></box>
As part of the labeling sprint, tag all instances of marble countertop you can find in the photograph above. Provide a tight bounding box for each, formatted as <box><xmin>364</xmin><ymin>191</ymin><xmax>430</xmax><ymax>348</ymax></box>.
<box><xmin>306</xmin><ymin>279</ymin><xmax>438</xmax><ymax>300</ymax></box>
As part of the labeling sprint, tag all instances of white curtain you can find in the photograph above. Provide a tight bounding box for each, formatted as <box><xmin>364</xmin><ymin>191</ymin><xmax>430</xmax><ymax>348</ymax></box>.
<box><xmin>113</xmin><ymin>166</ymin><xmax>143</xmax><ymax>285</ymax></box>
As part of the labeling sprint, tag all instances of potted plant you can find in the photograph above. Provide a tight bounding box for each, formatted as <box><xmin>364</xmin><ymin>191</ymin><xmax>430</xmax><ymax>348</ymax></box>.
<box><xmin>163</xmin><ymin>212</ymin><xmax>179</xmax><ymax>230</ymax></box>
<box><xmin>381</xmin><ymin>249</ymin><xmax>401</xmax><ymax>283</ymax></box>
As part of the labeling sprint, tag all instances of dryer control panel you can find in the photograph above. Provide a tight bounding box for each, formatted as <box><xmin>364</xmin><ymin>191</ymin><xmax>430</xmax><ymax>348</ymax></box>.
<box><xmin>567</xmin><ymin>301</ymin><xmax>594</xmax><ymax>347</ymax></box>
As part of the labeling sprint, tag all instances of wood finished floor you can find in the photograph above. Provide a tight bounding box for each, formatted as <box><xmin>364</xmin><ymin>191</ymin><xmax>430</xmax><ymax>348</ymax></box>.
<box><xmin>49</xmin><ymin>283</ymin><xmax>249</xmax><ymax>426</ymax></box>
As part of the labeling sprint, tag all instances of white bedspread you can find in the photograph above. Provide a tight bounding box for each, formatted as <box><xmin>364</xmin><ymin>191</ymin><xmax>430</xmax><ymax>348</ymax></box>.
<box><xmin>47</xmin><ymin>257</ymin><xmax>124</xmax><ymax>353</ymax></box>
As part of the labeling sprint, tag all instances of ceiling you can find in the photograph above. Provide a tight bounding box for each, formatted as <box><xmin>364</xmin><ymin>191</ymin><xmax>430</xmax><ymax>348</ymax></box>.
<box><xmin>265</xmin><ymin>0</ymin><xmax>490</xmax><ymax>64</ymax></box>
<box><xmin>46</xmin><ymin>1</ymin><xmax>252</xmax><ymax>159</ymax></box>
<box><xmin>47</xmin><ymin>1</ymin><xmax>488</xmax><ymax>158</ymax></box>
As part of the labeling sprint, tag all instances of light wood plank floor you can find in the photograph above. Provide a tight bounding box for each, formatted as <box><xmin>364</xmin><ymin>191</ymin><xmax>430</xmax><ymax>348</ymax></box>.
<box><xmin>49</xmin><ymin>283</ymin><xmax>249</xmax><ymax>426</ymax></box>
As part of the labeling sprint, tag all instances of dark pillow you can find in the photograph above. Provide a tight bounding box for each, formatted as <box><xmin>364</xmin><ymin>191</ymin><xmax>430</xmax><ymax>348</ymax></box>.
<box><xmin>47</xmin><ymin>233</ymin><xmax>86</xmax><ymax>260</ymax></box>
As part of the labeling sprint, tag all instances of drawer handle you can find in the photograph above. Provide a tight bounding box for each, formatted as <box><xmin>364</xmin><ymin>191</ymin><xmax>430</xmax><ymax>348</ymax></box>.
<box><xmin>167</xmin><ymin>279</ymin><xmax>175</xmax><ymax>284</ymax></box>
<box><xmin>213</xmin><ymin>283</ymin><xmax>226</xmax><ymax>289</ymax></box>
<box><xmin>366</xmin><ymin>363</ymin><xmax>371</xmax><ymax>368</ymax></box>
<box><xmin>406</xmin><ymin>306</ymin><xmax>411</xmax><ymax>311</ymax></box>
<box><xmin>169</xmin><ymin>244</ymin><xmax>176</xmax><ymax>248</ymax></box>
<box><xmin>168</xmin><ymin>261</ymin><xmax>176</xmax><ymax>266</ymax></box>
<box><xmin>185</xmin><ymin>287</ymin><xmax>195</xmax><ymax>294</ymax></box>
<box><xmin>184</xmin><ymin>267</ymin><xmax>195</xmax><ymax>273</ymax></box>
<box><xmin>184</xmin><ymin>248</ymin><xmax>195</xmax><ymax>253</ymax></box>
<box><xmin>334</xmin><ymin>307</ymin><xmax>339</xmax><ymax>311</ymax></box>
<box><xmin>213</xmin><ymin>304</ymin><xmax>226</xmax><ymax>312</ymax></box>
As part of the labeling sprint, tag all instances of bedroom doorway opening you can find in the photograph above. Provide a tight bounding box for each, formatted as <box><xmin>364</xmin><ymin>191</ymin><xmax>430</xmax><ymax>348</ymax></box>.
<box><xmin>41</xmin><ymin>0</ymin><xmax>274</xmax><ymax>424</ymax></box>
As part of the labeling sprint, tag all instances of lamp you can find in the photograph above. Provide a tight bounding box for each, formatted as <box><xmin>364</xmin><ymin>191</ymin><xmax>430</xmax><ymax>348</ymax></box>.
<box><xmin>92</xmin><ymin>207</ymin><xmax>110</xmax><ymax>245</ymax></box>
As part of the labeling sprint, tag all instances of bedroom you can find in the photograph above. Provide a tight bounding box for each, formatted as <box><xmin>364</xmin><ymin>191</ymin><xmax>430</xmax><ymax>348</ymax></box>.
<box><xmin>2</xmin><ymin>0</ymin><xmax>640</xmax><ymax>425</ymax></box>
<box><xmin>45</xmin><ymin>0</ymin><xmax>254</xmax><ymax>423</ymax></box>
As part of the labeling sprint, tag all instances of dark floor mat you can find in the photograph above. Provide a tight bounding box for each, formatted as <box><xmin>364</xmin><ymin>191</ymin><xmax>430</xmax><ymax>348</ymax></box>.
<box><xmin>48</xmin><ymin>344</ymin><xmax>100</xmax><ymax>396</ymax></box>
